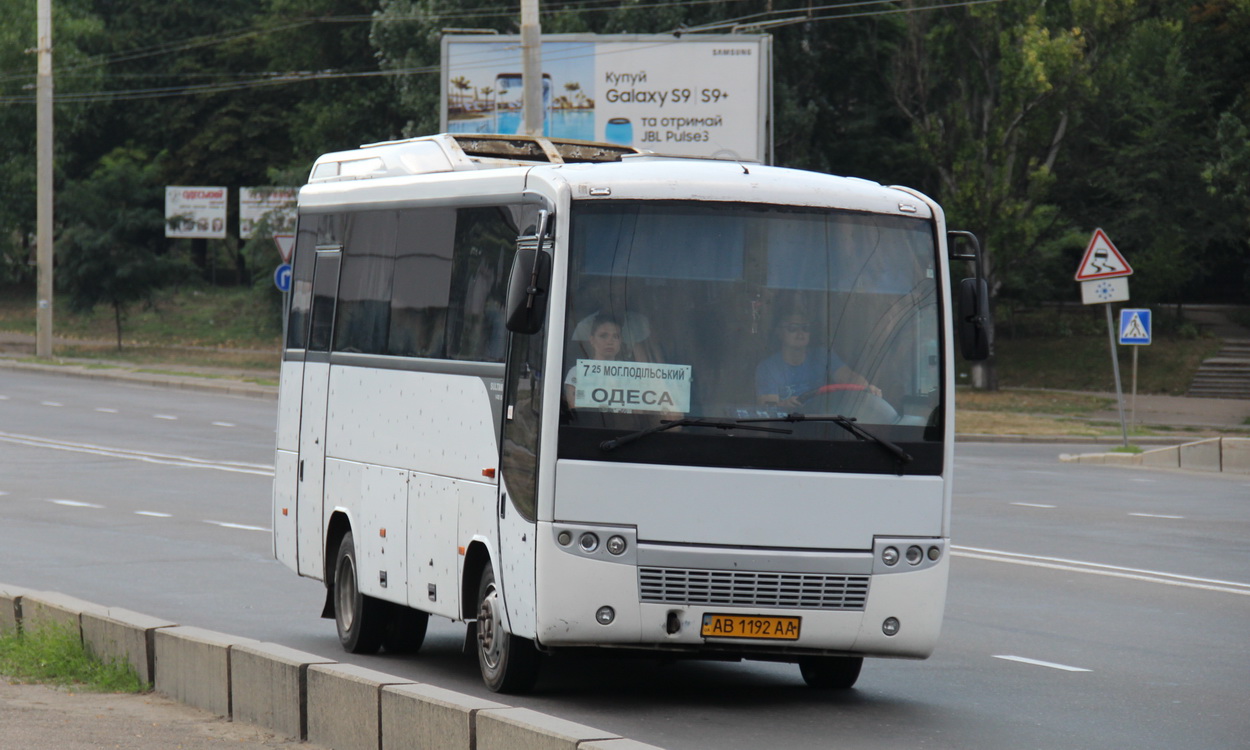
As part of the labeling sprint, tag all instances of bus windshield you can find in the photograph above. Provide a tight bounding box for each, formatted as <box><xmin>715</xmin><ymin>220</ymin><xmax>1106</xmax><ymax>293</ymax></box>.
<box><xmin>559</xmin><ymin>200</ymin><xmax>945</xmax><ymax>475</ymax></box>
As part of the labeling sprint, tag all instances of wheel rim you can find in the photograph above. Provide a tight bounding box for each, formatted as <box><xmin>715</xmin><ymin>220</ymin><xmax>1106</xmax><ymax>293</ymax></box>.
<box><xmin>336</xmin><ymin>554</ymin><xmax>358</xmax><ymax>632</ymax></box>
<box><xmin>477</xmin><ymin>582</ymin><xmax>503</xmax><ymax>671</ymax></box>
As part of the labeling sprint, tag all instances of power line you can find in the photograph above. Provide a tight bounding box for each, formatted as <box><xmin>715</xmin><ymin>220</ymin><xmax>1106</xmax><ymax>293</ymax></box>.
<box><xmin>0</xmin><ymin>1</ymin><xmax>1001</xmax><ymax>105</ymax></box>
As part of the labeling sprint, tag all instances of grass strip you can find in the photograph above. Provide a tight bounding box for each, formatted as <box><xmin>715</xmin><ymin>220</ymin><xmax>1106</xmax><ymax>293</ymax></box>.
<box><xmin>0</xmin><ymin>623</ymin><xmax>146</xmax><ymax>693</ymax></box>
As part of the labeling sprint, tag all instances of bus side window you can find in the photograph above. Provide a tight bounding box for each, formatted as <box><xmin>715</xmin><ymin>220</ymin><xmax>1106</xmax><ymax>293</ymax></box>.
<box><xmin>285</xmin><ymin>218</ymin><xmax>318</xmax><ymax>350</ymax></box>
<box><xmin>446</xmin><ymin>206</ymin><xmax>514</xmax><ymax>363</ymax></box>
<box><xmin>389</xmin><ymin>208</ymin><xmax>455</xmax><ymax>359</ymax></box>
<box><xmin>333</xmin><ymin>210</ymin><xmax>397</xmax><ymax>355</ymax></box>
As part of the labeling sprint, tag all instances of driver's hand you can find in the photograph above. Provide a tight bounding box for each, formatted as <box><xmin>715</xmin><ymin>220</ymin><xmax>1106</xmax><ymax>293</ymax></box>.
<box><xmin>778</xmin><ymin>396</ymin><xmax>803</xmax><ymax>409</ymax></box>
<box><xmin>866</xmin><ymin>384</ymin><xmax>883</xmax><ymax>398</ymax></box>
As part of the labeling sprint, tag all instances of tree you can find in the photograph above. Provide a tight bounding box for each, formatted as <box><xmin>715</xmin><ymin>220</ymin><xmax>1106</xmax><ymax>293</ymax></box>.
<box><xmin>889</xmin><ymin>0</ymin><xmax>1125</xmax><ymax>388</ymax></box>
<box><xmin>56</xmin><ymin>149</ymin><xmax>190</xmax><ymax>348</ymax></box>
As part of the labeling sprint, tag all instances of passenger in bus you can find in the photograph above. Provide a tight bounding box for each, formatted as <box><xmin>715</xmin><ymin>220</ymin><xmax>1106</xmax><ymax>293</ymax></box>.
<box><xmin>756</xmin><ymin>312</ymin><xmax>881</xmax><ymax>410</ymax></box>
<box><xmin>564</xmin><ymin>314</ymin><xmax>624</xmax><ymax>409</ymax></box>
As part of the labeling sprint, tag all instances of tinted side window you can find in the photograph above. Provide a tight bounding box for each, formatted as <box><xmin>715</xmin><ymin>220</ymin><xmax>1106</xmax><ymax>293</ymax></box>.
<box><xmin>389</xmin><ymin>208</ymin><xmax>456</xmax><ymax>358</ymax></box>
<box><xmin>334</xmin><ymin>211</ymin><xmax>397</xmax><ymax>354</ymax></box>
<box><xmin>307</xmin><ymin>215</ymin><xmax>345</xmax><ymax>353</ymax></box>
<box><xmin>285</xmin><ymin>216</ymin><xmax>318</xmax><ymax>349</ymax></box>
<box><xmin>446</xmin><ymin>206</ymin><xmax>515</xmax><ymax>363</ymax></box>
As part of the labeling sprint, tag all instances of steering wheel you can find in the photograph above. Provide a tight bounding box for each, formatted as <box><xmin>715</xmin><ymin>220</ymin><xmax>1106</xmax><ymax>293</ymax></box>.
<box><xmin>796</xmin><ymin>383</ymin><xmax>899</xmax><ymax>424</ymax></box>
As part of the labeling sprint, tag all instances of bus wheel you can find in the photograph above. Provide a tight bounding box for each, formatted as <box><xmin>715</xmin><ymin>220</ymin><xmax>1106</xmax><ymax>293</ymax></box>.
<box><xmin>475</xmin><ymin>565</ymin><xmax>539</xmax><ymax>693</ymax></box>
<box><xmin>382</xmin><ymin>603</ymin><xmax>429</xmax><ymax>654</ymax></box>
<box><xmin>334</xmin><ymin>531</ymin><xmax>383</xmax><ymax>654</ymax></box>
<box><xmin>799</xmin><ymin>656</ymin><xmax>863</xmax><ymax>689</ymax></box>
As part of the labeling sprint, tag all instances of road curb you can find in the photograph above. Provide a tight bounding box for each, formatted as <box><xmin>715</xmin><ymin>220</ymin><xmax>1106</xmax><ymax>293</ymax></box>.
<box><xmin>0</xmin><ymin>356</ymin><xmax>278</xmax><ymax>400</ymax></box>
<box><xmin>0</xmin><ymin>583</ymin><xmax>666</xmax><ymax>750</ymax></box>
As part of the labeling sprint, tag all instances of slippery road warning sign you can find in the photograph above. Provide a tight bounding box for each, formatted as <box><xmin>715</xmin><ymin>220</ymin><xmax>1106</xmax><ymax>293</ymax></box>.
<box><xmin>1075</xmin><ymin>229</ymin><xmax>1133</xmax><ymax>281</ymax></box>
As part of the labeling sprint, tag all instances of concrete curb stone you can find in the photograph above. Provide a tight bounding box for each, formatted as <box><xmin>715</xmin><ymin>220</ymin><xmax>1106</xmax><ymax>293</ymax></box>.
<box><xmin>154</xmin><ymin>626</ymin><xmax>261</xmax><ymax>718</ymax></box>
<box><xmin>381</xmin><ymin>683</ymin><xmax>508</xmax><ymax>750</ymax></box>
<box><xmin>231</xmin><ymin>642</ymin><xmax>337</xmax><ymax>741</ymax></box>
<box><xmin>306</xmin><ymin>663</ymin><xmax>415</xmax><ymax>750</ymax></box>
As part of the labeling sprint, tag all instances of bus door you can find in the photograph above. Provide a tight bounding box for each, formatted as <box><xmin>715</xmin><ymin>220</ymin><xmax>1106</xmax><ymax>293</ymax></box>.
<box><xmin>496</xmin><ymin>305</ymin><xmax>547</xmax><ymax>637</ymax></box>
<box><xmin>296</xmin><ymin>245</ymin><xmax>341</xmax><ymax>578</ymax></box>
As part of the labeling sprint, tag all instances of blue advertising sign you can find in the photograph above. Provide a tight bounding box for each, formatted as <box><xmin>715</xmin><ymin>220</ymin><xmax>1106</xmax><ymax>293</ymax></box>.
<box><xmin>1119</xmin><ymin>308</ymin><xmax>1151</xmax><ymax>345</ymax></box>
<box><xmin>274</xmin><ymin>263</ymin><xmax>292</xmax><ymax>293</ymax></box>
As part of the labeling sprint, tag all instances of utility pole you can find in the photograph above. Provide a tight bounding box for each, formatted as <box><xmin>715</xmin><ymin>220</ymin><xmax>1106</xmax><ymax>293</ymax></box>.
<box><xmin>36</xmin><ymin>0</ymin><xmax>54</xmax><ymax>358</ymax></box>
<box><xmin>520</xmin><ymin>0</ymin><xmax>543</xmax><ymax>136</ymax></box>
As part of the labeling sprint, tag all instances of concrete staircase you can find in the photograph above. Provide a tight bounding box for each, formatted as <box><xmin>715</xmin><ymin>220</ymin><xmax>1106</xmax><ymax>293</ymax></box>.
<box><xmin>1188</xmin><ymin>339</ymin><xmax>1250</xmax><ymax>399</ymax></box>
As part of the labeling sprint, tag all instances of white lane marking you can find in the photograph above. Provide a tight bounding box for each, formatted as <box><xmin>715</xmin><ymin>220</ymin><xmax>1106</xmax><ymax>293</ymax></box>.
<box><xmin>41</xmin><ymin>401</ymin><xmax>63</xmax><ymax>407</ymax></box>
<box><xmin>153</xmin><ymin>414</ymin><xmax>178</xmax><ymax>421</ymax></box>
<box><xmin>204</xmin><ymin>520</ymin><xmax>270</xmax><ymax>532</ymax></box>
<box><xmin>1130</xmin><ymin>512</ymin><xmax>1185</xmax><ymax>519</ymax></box>
<box><xmin>212</xmin><ymin>422</ymin><xmax>236</xmax><ymax>428</ymax></box>
<box><xmin>993</xmin><ymin>655</ymin><xmax>1091</xmax><ymax>673</ymax></box>
<box><xmin>0</xmin><ymin>395</ymin><xmax>9</xmax><ymax>400</ymax></box>
<box><xmin>95</xmin><ymin>407</ymin><xmax>119</xmax><ymax>413</ymax></box>
<box><xmin>1012</xmin><ymin>502</ymin><xmax>1057</xmax><ymax>509</ymax></box>
<box><xmin>49</xmin><ymin>499</ymin><xmax>104</xmax><ymax>508</ymax></box>
<box><xmin>135</xmin><ymin>511</ymin><xmax>172</xmax><ymax>518</ymax></box>
<box><xmin>1130</xmin><ymin>478</ymin><xmax>1155</xmax><ymax>483</ymax></box>
<box><xmin>952</xmin><ymin>545</ymin><xmax>1250</xmax><ymax>596</ymax></box>
<box><xmin>0</xmin><ymin>431</ymin><xmax>274</xmax><ymax>476</ymax></box>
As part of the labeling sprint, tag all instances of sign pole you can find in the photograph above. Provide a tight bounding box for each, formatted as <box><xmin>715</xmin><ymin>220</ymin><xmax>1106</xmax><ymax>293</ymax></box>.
<box><xmin>1131</xmin><ymin>346</ymin><xmax>1139</xmax><ymax>427</ymax></box>
<box><xmin>1104</xmin><ymin>304</ymin><xmax>1130</xmax><ymax>447</ymax></box>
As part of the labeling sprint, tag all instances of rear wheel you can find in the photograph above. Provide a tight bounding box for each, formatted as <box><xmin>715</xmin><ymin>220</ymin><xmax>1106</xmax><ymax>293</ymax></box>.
<box><xmin>333</xmin><ymin>531</ymin><xmax>384</xmax><ymax>654</ymax></box>
<box><xmin>475</xmin><ymin>565</ymin><xmax>540</xmax><ymax>693</ymax></box>
<box><xmin>799</xmin><ymin>656</ymin><xmax>864</xmax><ymax>689</ymax></box>
<box><xmin>381</xmin><ymin>603</ymin><xmax>429</xmax><ymax>654</ymax></box>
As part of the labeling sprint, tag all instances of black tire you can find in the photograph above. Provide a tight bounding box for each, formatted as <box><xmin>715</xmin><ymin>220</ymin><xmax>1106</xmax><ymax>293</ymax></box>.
<box><xmin>381</xmin><ymin>603</ymin><xmax>429</xmax><ymax>654</ymax></box>
<box><xmin>475</xmin><ymin>565</ymin><xmax>540</xmax><ymax>693</ymax></box>
<box><xmin>799</xmin><ymin>656</ymin><xmax>864</xmax><ymax>689</ymax></box>
<box><xmin>333</xmin><ymin>531</ymin><xmax>384</xmax><ymax>654</ymax></box>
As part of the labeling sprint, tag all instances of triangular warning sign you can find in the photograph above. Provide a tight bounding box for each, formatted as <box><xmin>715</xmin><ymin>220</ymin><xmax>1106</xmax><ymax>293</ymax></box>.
<box><xmin>1122</xmin><ymin>313</ymin><xmax>1146</xmax><ymax>339</ymax></box>
<box><xmin>273</xmin><ymin>234</ymin><xmax>295</xmax><ymax>263</ymax></box>
<box><xmin>1075</xmin><ymin>228</ymin><xmax>1132</xmax><ymax>281</ymax></box>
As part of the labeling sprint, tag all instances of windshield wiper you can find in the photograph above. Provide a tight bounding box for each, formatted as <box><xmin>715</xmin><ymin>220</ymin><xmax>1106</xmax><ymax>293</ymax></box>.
<box><xmin>738</xmin><ymin>412</ymin><xmax>914</xmax><ymax>474</ymax></box>
<box><xmin>599</xmin><ymin>417</ymin><xmax>792</xmax><ymax>452</ymax></box>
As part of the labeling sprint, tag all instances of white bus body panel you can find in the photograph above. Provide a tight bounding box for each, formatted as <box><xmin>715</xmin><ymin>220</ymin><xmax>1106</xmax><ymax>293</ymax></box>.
<box><xmin>273</xmin><ymin>359</ymin><xmax>305</xmax><ymax>573</ymax></box>
<box><xmin>552</xmin><ymin>460</ymin><xmax>944</xmax><ymax>549</ymax></box>
<box><xmin>296</xmin><ymin>361</ymin><xmax>331</xmax><ymax>578</ymax></box>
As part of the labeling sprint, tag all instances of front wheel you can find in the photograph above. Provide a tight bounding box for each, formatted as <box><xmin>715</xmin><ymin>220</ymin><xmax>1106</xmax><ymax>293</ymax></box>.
<box><xmin>475</xmin><ymin>565</ymin><xmax>540</xmax><ymax>693</ymax></box>
<box><xmin>798</xmin><ymin>656</ymin><xmax>864</xmax><ymax>689</ymax></box>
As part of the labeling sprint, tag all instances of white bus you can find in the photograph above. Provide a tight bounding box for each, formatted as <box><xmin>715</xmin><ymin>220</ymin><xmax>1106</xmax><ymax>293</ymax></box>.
<box><xmin>272</xmin><ymin>133</ymin><xmax>990</xmax><ymax>693</ymax></box>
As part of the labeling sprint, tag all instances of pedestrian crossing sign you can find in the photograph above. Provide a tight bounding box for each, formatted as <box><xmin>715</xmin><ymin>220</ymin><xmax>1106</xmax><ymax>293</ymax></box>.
<box><xmin>1119</xmin><ymin>308</ymin><xmax>1151</xmax><ymax>345</ymax></box>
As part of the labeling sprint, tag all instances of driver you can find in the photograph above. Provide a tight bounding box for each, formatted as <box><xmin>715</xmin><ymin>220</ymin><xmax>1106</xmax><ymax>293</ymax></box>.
<box><xmin>756</xmin><ymin>313</ymin><xmax>881</xmax><ymax>409</ymax></box>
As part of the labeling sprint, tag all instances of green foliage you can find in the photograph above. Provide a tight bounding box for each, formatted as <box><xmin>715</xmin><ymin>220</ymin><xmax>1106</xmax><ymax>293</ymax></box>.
<box><xmin>0</xmin><ymin>623</ymin><xmax>146</xmax><ymax>692</ymax></box>
<box><xmin>56</xmin><ymin>148</ymin><xmax>192</xmax><ymax>347</ymax></box>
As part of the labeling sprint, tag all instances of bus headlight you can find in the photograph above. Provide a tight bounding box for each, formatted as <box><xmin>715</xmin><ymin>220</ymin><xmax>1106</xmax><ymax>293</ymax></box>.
<box><xmin>596</xmin><ymin>606</ymin><xmax>615</xmax><ymax>625</ymax></box>
<box><xmin>579</xmin><ymin>533</ymin><xmax>599</xmax><ymax>553</ymax></box>
<box><xmin>906</xmin><ymin>545</ymin><xmax>924</xmax><ymax>565</ymax></box>
<box><xmin>882</xmin><ymin>546</ymin><xmax>900</xmax><ymax>566</ymax></box>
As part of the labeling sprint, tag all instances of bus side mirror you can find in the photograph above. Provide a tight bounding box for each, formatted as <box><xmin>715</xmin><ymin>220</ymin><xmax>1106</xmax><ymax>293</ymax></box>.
<box><xmin>958</xmin><ymin>277</ymin><xmax>991</xmax><ymax>361</ymax></box>
<box><xmin>505</xmin><ymin>246</ymin><xmax>552</xmax><ymax>334</ymax></box>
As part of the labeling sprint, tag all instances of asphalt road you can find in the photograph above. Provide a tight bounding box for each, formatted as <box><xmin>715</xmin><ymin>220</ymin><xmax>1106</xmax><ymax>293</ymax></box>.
<box><xmin>2</xmin><ymin>369</ymin><xmax>1248</xmax><ymax>749</ymax></box>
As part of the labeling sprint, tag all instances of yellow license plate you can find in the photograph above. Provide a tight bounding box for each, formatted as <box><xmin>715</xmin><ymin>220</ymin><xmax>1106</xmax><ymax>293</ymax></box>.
<box><xmin>700</xmin><ymin>613</ymin><xmax>801</xmax><ymax>641</ymax></box>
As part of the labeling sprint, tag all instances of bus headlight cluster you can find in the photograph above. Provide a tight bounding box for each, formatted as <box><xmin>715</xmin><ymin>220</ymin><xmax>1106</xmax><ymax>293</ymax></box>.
<box><xmin>554</xmin><ymin>525</ymin><xmax>636</xmax><ymax>563</ymax></box>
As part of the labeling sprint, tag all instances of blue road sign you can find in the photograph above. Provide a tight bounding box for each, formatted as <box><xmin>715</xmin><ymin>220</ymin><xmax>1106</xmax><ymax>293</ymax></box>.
<box><xmin>274</xmin><ymin>263</ymin><xmax>292</xmax><ymax>293</ymax></box>
<box><xmin>1119</xmin><ymin>308</ymin><xmax>1151</xmax><ymax>345</ymax></box>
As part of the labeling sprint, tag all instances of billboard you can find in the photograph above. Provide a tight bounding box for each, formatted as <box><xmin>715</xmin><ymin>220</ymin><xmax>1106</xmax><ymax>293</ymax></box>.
<box><xmin>239</xmin><ymin>187</ymin><xmax>297</xmax><ymax>239</ymax></box>
<box><xmin>442</xmin><ymin>34</ymin><xmax>771</xmax><ymax>163</ymax></box>
<box><xmin>165</xmin><ymin>186</ymin><xmax>228</xmax><ymax>239</ymax></box>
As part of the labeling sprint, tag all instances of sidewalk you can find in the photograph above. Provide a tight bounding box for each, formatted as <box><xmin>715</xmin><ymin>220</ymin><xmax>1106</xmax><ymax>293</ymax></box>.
<box><xmin>0</xmin><ymin>680</ymin><xmax>319</xmax><ymax>750</ymax></box>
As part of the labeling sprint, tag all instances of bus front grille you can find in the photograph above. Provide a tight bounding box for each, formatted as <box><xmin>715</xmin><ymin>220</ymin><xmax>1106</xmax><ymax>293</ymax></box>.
<box><xmin>638</xmin><ymin>567</ymin><xmax>869</xmax><ymax>611</ymax></box>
